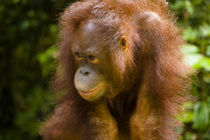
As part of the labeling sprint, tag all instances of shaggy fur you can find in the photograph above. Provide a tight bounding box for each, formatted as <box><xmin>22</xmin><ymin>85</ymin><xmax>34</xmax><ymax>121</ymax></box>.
<box><xmin>40</xmin><ymin>0</ymin><xmax>192</xmax><ymax>139</ymax></box>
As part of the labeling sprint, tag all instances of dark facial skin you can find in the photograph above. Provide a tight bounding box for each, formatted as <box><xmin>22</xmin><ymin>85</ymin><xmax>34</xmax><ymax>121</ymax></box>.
<box><xmin>71</xmin><ymin>21</ymin><xmax>129</xmax><ymax>101</ymax></box>
<box><xmin>71</xmin><ymin>21</ymin><xmax>113</xmax><ymax>101</ymax></box>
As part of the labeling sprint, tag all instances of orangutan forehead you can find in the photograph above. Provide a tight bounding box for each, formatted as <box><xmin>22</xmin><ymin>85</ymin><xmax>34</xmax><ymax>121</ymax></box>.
<box><xmin>81</xmin><ymin>21</ymin><xmax>97</xmax><ymax>36</ymax></box>
<box><xmin>78</xmin><ymin>20</ymin><xmax>119</xmax><ymax>43</ymax></box>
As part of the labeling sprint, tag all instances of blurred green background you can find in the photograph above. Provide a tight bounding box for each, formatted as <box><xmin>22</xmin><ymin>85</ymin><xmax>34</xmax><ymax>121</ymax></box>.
<box><xmin>0</xmin><ymin>0</ymin><xmax>209</xmax><ymax>140</ymax></box>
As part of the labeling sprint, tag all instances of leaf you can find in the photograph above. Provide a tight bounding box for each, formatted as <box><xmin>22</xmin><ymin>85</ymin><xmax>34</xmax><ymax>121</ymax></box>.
<box><xmin>182</xmin><ymin>28</ymin><xmax>198</xmax><ymax>42</ymax></box>
<box><xmin>185</xmin><ymin>0</ymin><xmax>194</xmax><ymax>15</ymax></box>
<box><xmin>176</xmin><ymin>102</ymin><xmax>194</xmax><ymax>123</ymax></box>
<box><xmin>204</xmin><ymin>73</ymin><xmax>210</xmax><ymax>83</ymax></box>
<box><xmin>206</xmin><ymin>45</ymin><xmax>210</xmax><ymax>56</ymax></box>
<box><xmin>177</xmin><ymin>111</ymin><xmax>194</xmax><ymax>123</ymax></box>
<box><xmin>171</xmin><ymin>1</ymin><xmax>185</xmax><ymax>10</ymax></box>
<box><xmin>194</xmin><ymin>56</ymin><xmax>210</xmax><ymax>71</ymax></box>
<box><xmin>21</xmin><ymin>20</ymin><xmax>30</xmax><ymax>30</ymax></box>
<box><xmin>181</xmin><ymin>44</ymin><xmax>199</xmax><ymax>54</ymax></box>
<box><xmin>183</xmin><ymin>53</ymin><xmax>203</xmax><ymax>68</ymax></box>
<box><xmin>50</xmin><ymin>24</ymin><xmax>58</xmax><ymax>34</ymax></box>
<box><xmin>200</xmin><ymin>25</ymin><xmax>210</xmax><ymax>37</ymax></box>
<box><xmin>37</xmin><ymin>46</ymin><xmax>57</xmax><ymax>76</ymax></box>
<box><xmin>182</xmin><ymin>45</ymin><xmax>210</xmax><ymax>70</ymax></box>
<box><xmin>181</xmin><ymin>44</ymin><xmax>204</xmax><ymax>67</ymax></box>
<box><xmin>193</xmin><ymin>102</ymin><xmax>209</xmax><ymax>131</ymax></box>
<box><xmin>192</xmin><ymin>0</ymin><xmax>202</xmax><ymax>5</ymax></box>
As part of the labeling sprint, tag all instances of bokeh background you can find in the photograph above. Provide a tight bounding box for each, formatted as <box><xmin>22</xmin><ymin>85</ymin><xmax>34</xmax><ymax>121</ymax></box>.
<box><xmin>0</xmin><ymin>0</ymin><xmax>209</xmax><ymax>140</ymax></box>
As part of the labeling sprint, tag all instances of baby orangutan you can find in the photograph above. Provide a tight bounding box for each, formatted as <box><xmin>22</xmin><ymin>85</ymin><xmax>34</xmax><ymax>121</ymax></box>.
<box><xmin>40</xmin><ymin>0</ymin><xmax>192</xmax><ymax>139</ymax></box>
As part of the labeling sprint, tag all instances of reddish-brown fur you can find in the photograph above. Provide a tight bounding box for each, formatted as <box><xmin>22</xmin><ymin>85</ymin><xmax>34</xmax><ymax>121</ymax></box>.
<box><xmin>40</xmin><ymin>0</ymin><xmax>192</xmax><ymax>139</ymax></box>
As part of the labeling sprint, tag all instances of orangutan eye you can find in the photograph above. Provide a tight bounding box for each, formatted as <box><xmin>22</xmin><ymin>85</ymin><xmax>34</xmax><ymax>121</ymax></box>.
<box><xmin>89</xmin><ymin>55</ymin><xmax>95</xmax><ymax>61</ymax></box>
<box><xmin>88</xmin><ymin>55</ymin><xmax>99</xmax><ymax>64</ymax></box>
<box><xmin>121</xmin><ymin>38</ymin><xmax>127</xmax><ymax>47</ymax></box>
<box><xmin>120</xmin><ymin>36</ymin><xmax>128</xmax><ymax>49</ymax></box>
<box><xmin>74</xmin><ymin>52</ymin><xmax>82</xmax><ymax>59</ymax></box>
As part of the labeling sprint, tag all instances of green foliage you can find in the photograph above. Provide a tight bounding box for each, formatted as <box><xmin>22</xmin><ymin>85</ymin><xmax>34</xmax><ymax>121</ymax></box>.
<box><xmin>38</xmin><ymin>45</ymin><xmax>57</xmax><ymax>77</ymax></box>
<box><xmin>193</xmin><ymin>102</ymin><xmax>209</xmax><ymax>131</ymax></box>
<box><xmin>0</xmin><ymin>0</ymin><xmax>209</xmax><ymax>140</ymax></box>
<box><xmin>170</xmin><ymin>0</ymin><xmax>210</xmax><ymax>139</ymax></box>
<box><xmin>0</xmin><ymin>0</ymin><xmax>73</xmax><ymax>139</ymax></box>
